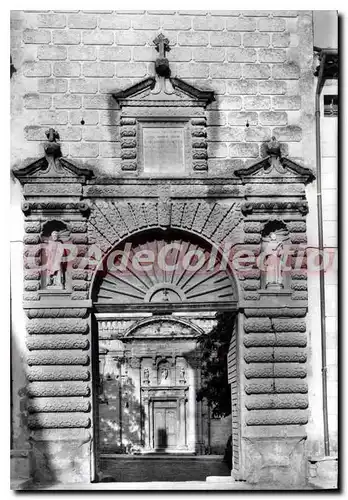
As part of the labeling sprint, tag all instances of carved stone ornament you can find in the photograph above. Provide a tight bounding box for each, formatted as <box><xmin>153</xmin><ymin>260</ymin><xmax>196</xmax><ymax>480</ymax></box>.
<box><xmin>235</xmin><ymin>140</ymin><xmax>315</xmax><ymax>185</ymax></box>
<box><xmin>12</xmin><ymin>128</ymin><xmax>93</xmax><ymax>185</ymax></box>
<box><xmin>153</xmin><ymin>33</ymin><xmax>171</xmax><ymax>78</ymax></box>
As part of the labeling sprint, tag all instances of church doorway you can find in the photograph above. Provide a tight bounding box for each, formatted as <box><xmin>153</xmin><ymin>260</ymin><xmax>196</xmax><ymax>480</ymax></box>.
<box><xmin>91</xmin><ymin>229</ymin><xmax>239</xmax><ymax>480</ymax></box>
<box><xmin>153</xmin><ymin>400</ymin><xmax>178</xmax><ymax>450</ymax></box>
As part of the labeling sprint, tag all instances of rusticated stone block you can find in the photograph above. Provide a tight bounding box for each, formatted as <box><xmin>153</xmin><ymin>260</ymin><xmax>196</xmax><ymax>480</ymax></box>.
<box><xmin>23</xmin><ymin>234</ymin><xmax>41</xmax><ymax>245</ymax></box>
<box><xmin>245</xmin><ymin>318</ymin><xmax>272</xmax><ymax>333</ymax></box>
<box><xmin>83</xmin><ymin>31</ymin><xmax>114</xmax><ymax>45</ymax></box>
<box><xmin>24</xmin><ymin>282</ymin><xmax>40</xmax><ymax>292</ymax></box>
<box><xmin>287</xmin><ymin>221</ymin><xmax>307</xmax><ymax>233</ymax></box>
<box><xmin>23</xmin><ymin>292</ymin><xmax>40</xmax><ymax>301</ymax></box>
<box><xmin>26</xmin><ymin>308</ymin><xmax>88</xmax><ymax>319</ymax></box>
<box><xmin>244</xmin><ymin>292</ymin><xmax>261</xmax><ymax>301</ymax></box>
<box><xmin>26</xmin><ymin>335</ymin><xmax>89</xmax><ymax>351</ymax></box>
<box><xmin>27</xmin><ymin>382</ymin><xmax>90</xmax><ymax>397</ymax></box>
<box><xmin>273</xmin><ymin>62</ymin><xmax>300</xmax><ymax>79</ymax></box>
<box><xmin>291</xmin><ymin>281</ymin><xmax>308</xmax><ymax>291</ymax></box>
<box><xmin>244</xmin><ymin>233</ymin><xmax>261</xmax><ymax>244</ymax></box>
<box><xmin>292</xmin><ymin>292</ymin><xmax>308</xmax><ymax>301</ymax></box>
<box><xmin>71</xmin><ymin>270</ymin><xmax>89</xmax><ymax>281</ymax></box>
<box><xmin>274</xmin><ymin>379</ymin><xmax>308</xmax><ymax>393</ymax></box>
<box><xmin>273</xmin><ymin>96</ymin><xmax>301</xmax><ymax>110</ymax></box>
<box><xmin>243</xmin><ymin>65</ymin><xmax>271</xmax><ymax>80</ymax></box>
<box><xmin>245</xmin><ymin>362</ymin><xmax>306</xmax><ymax>379</ymax></box>
<box><xmin>178</xmin><ymin>32</ymin><xmax>209</xmax><ymax>46</ymax></box>
<box><xmin>27</xmin><ymin>351</ymin><xmax>89</xmax><ymax>366</ymax></box>
<box><xmin>242</xmin><ymin>279</ymin><xmax>260</xmax><ymax>291</ymax></box>
<box><xmin>258</xmin><ymin>18</ymin><xmax>286</xmax><ymax>32</ymax></box>
<box><xmin>245</xmin><ymin>394</ymin><xmax>308</xmax><ymax>410</ymax></box>
<box><xmin>71</xmin><ymin>292</ymin><xmax>89</xmax><ymax>301</ymax></box>
<box><xmin>244</xmin><ymin>332</ymin><xmax>307</xmax><ymax>348</ymax></box>
<box><xmin>72</xmin><ymin>281</ymin><xmax>89</xmax><ymax>291</ymax></box>
<box><xmin>244</xmin><ymin>221</ymin><xmax>262</xmax><ymax>233</ymax></box>
<box><xmin>290</xmin><ymin>270</ymin><xmax>307</xmax><ymax>280</ymax></box>
<box><xmin>23</xmin><ymin>62</ymin><xmax>51</xmax><ymax>78</ymax></box>
<box><xmin>193</xmin><ymin>150</ymin><xmax>208</xmax><ymax>160</ymax></box>
<box><xmin>244</xmin><ymin>33</ymin><xmax>270</xmax><ymax>47</ymax></box>
<box><xmin>28</xmin><ymin>413</ymin><xmax>90</xmax><ymax>429</ymax></box>
<box><xmin>24</xmin><ymin>270</ymin><xmax>41</xmax><ymax>280</ymax></box>
<box><xmin>193</xmin><ymin>161</ymin><xmax>208</xmax><ymax>171</ymax></box>
<box><xmin>229</xmin><ymin>143</ymin><xmax>259</xmax><ymax>158</ymax></box>
<box><xmin>28</xmin><ymin>398</ymin><xmax>91</xmax><ymax>413</ymax></box>
<box><xmin>239</xmin><ymin>269</ymin><xmax>261</xmax><ymax>280</ymax></box>
<box><xmin>27</xmin><ymin>366</ymin><xmax>90</xmax><ymax>381</ymax></box>
<box><xmin>246</xmin><ymin>378</ymin><xmax>307</xmax><ymax>394</ymax></box>
<box><xmin>274</xmin><ymin>364</ymin><xmax>307</xmax><ymax>377</ymax></box>
<box><xmin>26</xmin><ymin>318</ymin><xmax>88</xmax><ymax>334</ymax></box>
<box><xmin>274</xmin><ymin>125</ymin><xmax>302</xmax><ymax>142</ymax></box>
<box><xmin>210</xmin><ymin>32</ymin><xmax>241</xmax><ymax>47</ymax></box>
<box><xmin>246</xmin><ymin>409</ymin><xmax>308</xmax><ymax>426</ymax></box>
<box><xmin>245</xmin><ymin>380</ymin><xmax>274</xmax><ymax>394</ymax></box>
<box><xmin>70</xmin><ymin>234</ymin><xmax>88</xmax><ymax>244</ymax></box>
<box><xmin>23</xmin><ymin>29</ymin><xmax>51</xmax><ymax>44</ymax></box>
<box><xmin>244</xmin><ymin>308</ymin><xmax>307</xmax><ymax>318</ymax></box>
<box><xmin>272</xmin><ymin>318</ymin><xmax>306</xmax><ymax>332</ymax></box>
<box><xmin>121</xmin><ymin>149</ymin><xmax>136</xmax><ymax>160</ymax></box>
<box><xmin>290</xmin><ymin>233</ymin><xmax>307</xmax><ymax>244</ymax></box>
<box><xmin>244</xmin><ymin>347</ymin><xmax>307</xmax><ymax>364</ymax></box>
<box><xmin>120</xmin><ymin>117</ymin><xmax>136</xmax><ymax>126</ymax></box>
<box><xmin>120</xmin><ymin>127</ymin><xmax>136</xmax><ymax>137</ymax></box>
<box><xmin>25</xmin><ymin>221</ymin><xmax>41</xmax><ymax>233</ymax></box>
<box><xmin>259</xmin><ymin>111</ymin><xmax>288</xmax><ymax>126</ymax></box>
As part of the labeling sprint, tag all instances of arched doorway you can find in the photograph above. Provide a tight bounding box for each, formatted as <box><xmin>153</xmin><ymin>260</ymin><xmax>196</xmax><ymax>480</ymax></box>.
<box><xmin>91</xmin><ymin>229</ymin><xmax>240</xmax><ymax>481</ymax></box>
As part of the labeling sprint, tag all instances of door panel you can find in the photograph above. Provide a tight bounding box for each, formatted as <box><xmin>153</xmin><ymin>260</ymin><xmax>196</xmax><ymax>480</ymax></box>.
<box><xmin>153</xmin><ymin>402</ymin><xmax>178</xmax><ymax>450</ymax></box>
<box><xmin>165</xmin><ymin>409</ymin><xmax>177</xmax><ymax>447</ymax></box>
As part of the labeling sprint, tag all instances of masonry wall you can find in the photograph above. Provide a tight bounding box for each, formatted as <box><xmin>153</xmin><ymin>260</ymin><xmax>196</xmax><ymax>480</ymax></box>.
<box><xmin>11</xmin><ymin>10</ymin><xmax>315</xmax><ymax>177</ymax></box>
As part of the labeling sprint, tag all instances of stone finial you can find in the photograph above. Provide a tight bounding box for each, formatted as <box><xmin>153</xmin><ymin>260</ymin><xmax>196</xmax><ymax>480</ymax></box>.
<box><xmin>44</xmin><ymin>128</ymin><xmax>61</xmax><ymax>158</ymax></box>
<box><xmin>266</xmin><ymin>136</ymin><xmax>281</xmax><ymax>158</ymax></box>
<box><xmin>153</xmin><ymin>33</ymin><xmax>171</xmax><ymax>78</ymax></box>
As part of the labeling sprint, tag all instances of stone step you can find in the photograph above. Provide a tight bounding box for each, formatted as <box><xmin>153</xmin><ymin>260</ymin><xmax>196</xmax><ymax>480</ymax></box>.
<box><xmin>99</xmin><ymin>454</ymin><xmax>231</xmax><ymax>482</ymax></box>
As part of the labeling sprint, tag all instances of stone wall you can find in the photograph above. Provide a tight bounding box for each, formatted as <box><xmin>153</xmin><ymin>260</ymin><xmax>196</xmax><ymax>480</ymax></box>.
<box><xmin>11</xmin><ymin>10</ymin><xmax>314</xmax><ymax>177</ymax></box>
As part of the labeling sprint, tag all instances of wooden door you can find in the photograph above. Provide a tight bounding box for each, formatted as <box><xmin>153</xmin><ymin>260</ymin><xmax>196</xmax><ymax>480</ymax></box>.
<box><xmin>153</xmin><ymin>401</ymin><xmax>178</xmax><ymax>450</ymax></box>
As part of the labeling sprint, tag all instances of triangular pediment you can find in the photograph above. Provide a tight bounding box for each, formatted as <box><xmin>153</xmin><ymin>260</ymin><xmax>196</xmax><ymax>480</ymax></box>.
<box><xmin>113</xmin><ymin>76</ymin><xmax>214</xmax><ymax>107</ymax></box>
<box><xmin>13</xmin><ymin>155</ymin><xmax>93</xmax><ymax>184</ymax></box>
<box><xmin>235</xmin><ymin>155</ymin><xmax>315</xmax><ymax>184</ymax></box>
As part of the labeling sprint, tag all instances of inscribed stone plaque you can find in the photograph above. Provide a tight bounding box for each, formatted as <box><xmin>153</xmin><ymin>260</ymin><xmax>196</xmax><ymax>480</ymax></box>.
<box><xmin>143</xmin><ymin>127</ymin><xmax>185</xmax><ymax>174</ymax></box>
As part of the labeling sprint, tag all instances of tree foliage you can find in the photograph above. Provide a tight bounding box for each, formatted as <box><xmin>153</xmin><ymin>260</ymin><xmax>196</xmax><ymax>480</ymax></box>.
<box><xmin>196</xmin><ymin>312</ymin><xmax>236</xmax><ymax>418</ymax></box>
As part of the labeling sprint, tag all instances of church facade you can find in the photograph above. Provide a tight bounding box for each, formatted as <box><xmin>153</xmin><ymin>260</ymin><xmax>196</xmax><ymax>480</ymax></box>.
<box><xmin>10</xmin><ymin>10</ymin><xmax>338</xmax><ymax>489</ymax></box>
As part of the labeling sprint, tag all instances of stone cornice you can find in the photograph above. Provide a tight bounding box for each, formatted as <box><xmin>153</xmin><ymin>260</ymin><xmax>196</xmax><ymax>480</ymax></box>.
<box><xmin>13</xmin><ymin>157</ymin><xmax>94</xmax><ymax>185</ymax></box>
<box><xmin>113</xmin><ymin>76</ymin><xmax>214</xmax><ymax>107</ymax></box>
<box><xmin>235</xmin><ymin>155</ymin><xmax>315</xmax><ymax>185</ymax></box>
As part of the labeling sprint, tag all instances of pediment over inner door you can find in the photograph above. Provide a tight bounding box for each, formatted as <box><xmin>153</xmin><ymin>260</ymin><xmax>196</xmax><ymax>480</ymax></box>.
<box><xmin>93</xmin><ymin>233</ymin><xmax>237</xmax><ymax>306</ymax></box>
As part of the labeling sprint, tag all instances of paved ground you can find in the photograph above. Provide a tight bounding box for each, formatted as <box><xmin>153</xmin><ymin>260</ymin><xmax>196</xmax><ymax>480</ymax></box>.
<box><xmin>13</xmin><ymin>477</ymin><xmax>336</xmax><ymax>491</ymax></box>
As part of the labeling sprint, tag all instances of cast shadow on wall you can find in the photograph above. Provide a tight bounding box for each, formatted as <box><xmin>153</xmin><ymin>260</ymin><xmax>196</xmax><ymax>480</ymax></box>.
<box><xmin>99</xmin><ymin>375</ymin><xmax>145</xmax><ymax>454</ymax></box>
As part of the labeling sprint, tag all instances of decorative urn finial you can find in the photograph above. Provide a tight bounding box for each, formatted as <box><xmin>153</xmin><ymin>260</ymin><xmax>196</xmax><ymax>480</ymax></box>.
<box><xmin>44</xmin><ymin>128</ymin><xmax>61</xmax><ymax>158</ymax></box>
<box><xmin>266</xmin><ymin>136</ymin><xmax>281</xmax><ymax>158</ymax></box>
<box><xmin>153</xmin><ymin>33</ymin><xmax>171</xmax><ymax>78</ymax></box>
